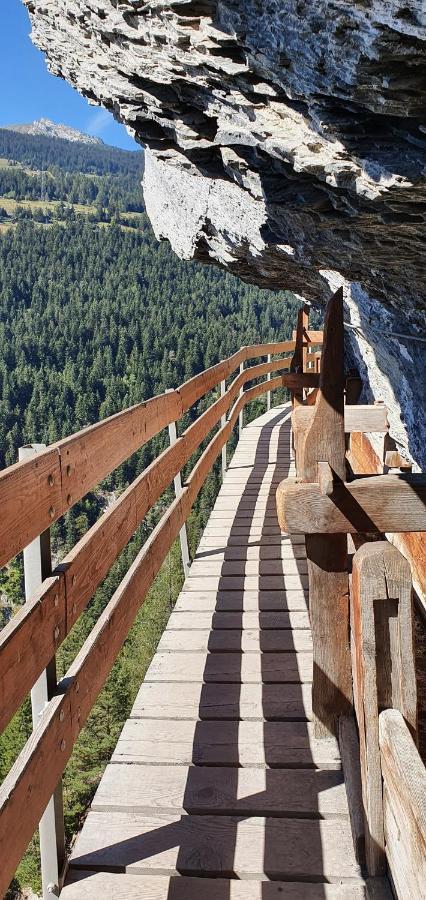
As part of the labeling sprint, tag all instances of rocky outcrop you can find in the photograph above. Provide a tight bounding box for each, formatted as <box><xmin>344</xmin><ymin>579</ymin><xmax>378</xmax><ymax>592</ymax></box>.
<box><xmin>24</xmin><ymin>1</ymin><xmax>426</xmax><ymax>465</ymax></box>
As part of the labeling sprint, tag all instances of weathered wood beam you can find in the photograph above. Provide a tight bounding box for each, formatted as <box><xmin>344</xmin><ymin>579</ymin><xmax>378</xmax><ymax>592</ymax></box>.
<box><xmin>290</xmin><ymin>304</ymin><xmax>309</xmax><ymax>405</ymax></box>
<box><xmin>351</xmin><ymin>543</ymin><xmax>417</xmax><ymax>876</ymax></box>
<box><xmin>379</xmin><ymin>709</ymin><xmax>426</xmax><ymax>900</ymax></box>
<box><xmin>277</xmin><ymin>474</ymin><xmax>426</xmax><ymax>534</ymax></box>
<box><xmin>293</xmin><ymin>404</ymin><xmax>389</xmax><ymax>435</ymax></box>
<box><xmin>293</xmin><ymin>287</ymin><xmax>352</xmax><ymax>738</ymax></box>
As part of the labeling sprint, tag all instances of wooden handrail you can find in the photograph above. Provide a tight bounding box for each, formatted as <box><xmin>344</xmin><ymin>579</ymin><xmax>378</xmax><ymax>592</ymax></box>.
<box><xmin>0</xmin><ymin>340</ymin><xmax>297</xmax><ymax>569</ymax></box>
<box><xmin>1</xmin><ymin>357</ymin><xmax>310</xmax><ymax>734</ymax></box>
<box><xmin>0</xmin><ymin>368</ymin><xmax>299</xmax><ymax>895</ymax></box>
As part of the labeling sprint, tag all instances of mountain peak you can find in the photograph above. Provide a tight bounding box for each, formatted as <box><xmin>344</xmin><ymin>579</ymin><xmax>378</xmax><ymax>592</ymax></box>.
<box><xmin>3</xmin><ymin>118</ymin><xmax>103</xmax><ymax>146</ymax></box>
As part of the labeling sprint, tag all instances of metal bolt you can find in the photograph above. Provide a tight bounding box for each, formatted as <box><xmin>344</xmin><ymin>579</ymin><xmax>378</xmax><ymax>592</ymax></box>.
<box><xmin>59</xmin><ymin>709</ymin><xmax>65</xmax><ymax>722</ymax></box>
<box><xmin>48</xmin><ymin>473</ymin><xmax>55</xmax><ymax>487</ymax></box>
<box><xmin>60</xmin><ymin>739</ymin><xmax>66</xmax><ymax>751</ymax></box>
<box><xmin>47</xmin><ymin>883</ymin><xmax>59</xmax><ymax>896</ymax></box>
<box><xmin>75</xmin><ymin>681</ymin><xmax>80</xmax><ymax>695</ymax></box>
<box><xmin>66</xmin><ymin>464</ymin><xmax>71</xmax><ymax>477</ymax></box>
<box><xmin>67</xmin><ymin>493</ymin><xmax>72</xmax><ymax>505</ymax></box>
<box><xmin>49</xmin><ymin>506</ymin><xmax>55</xmax><ymax>519</ymax></box>
<box><xmin>54</xmin><ymin>626</ymin><xmax>60</xmax><ymax>641</ymax></box>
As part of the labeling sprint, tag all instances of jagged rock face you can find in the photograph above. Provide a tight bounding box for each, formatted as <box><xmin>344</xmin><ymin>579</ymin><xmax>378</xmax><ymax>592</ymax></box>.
<box><xmin>25</xmin><ymin>1</ymin><xmax>426</xmax><ymax>465</ymax></box>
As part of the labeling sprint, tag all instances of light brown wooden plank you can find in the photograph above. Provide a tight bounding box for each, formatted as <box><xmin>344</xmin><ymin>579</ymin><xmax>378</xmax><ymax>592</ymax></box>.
<box><xmin>173</xmin><ymin>590</ymin><xmax>309</xmax><ymax>612</ymax></box>
<box><xmin>339</xmin><ymin>716</ymin><xmax>365</xmax><ymax>867</ymax></box>
<box><xmin>130</xmin><ymin>681</ymin><xmax>313</xmax><ymax>721</ymax></box>
<box><xmin>195</xmin><ymin>544</ymin><xmax>306</xmax><ymax>560</ymax></box>
<box><xmin>158</xmin><ymin>628</ymin><xmax>313</xmax><ymax>654</ymax></box>
<box><xmin>93</xmin><ymin>763</ymin><xmax>348</xmax><ymax>817</ymax></box>
<box><xmin>112</xmin><ymin>719</ymin><xmax>339</xmax><ymax>769</ymax></box>
<box><xmin>68</xmin><ymin>811</ymin><xmax>360</xmax><ymax>881</ymax></box>
<box><xmin>0</xmin><ymin>447</ymin><xmax>61</xmax><ymax>567</ymax></box>
<box><xmin>188</xmin><ymin>559</ymin><xmax>308</xmax><ymax>576</ymax></box>
<box><xmin>145</xmin><ymin>651</ymin><xmax>313</xmax><ymax>684</ymax></box>
<box><xmin>0</xmin><ymin>574</ymin><xmax>65</xmax><ymax>733</ymax></box>
<box><xmin>277</xmin><ymin>474</ymin><xmax>426</xmax><ymax>534</ymax></box>
<box><xmin>379</xmin><ymin>709</ymin><xmax>426</xmax><ymax>900</ymax></box>
<box><xmin>167</xmin><ymin>610</ymin><xmax>310</xmax><ymax>630</ymax></box>
<box><xmin>63</xmin><ymin>871</ymin><xmax>385</xmax><ymax>900</ymax></box>
<box><xmin>293</xmin><ymin>405</ymin><xmax>388</xmax><ymax>435</ymax></box>
<box><xmin>183</xmin><ymin>574</ymin><xmax>309</xmax><ymax>591</ymax></box>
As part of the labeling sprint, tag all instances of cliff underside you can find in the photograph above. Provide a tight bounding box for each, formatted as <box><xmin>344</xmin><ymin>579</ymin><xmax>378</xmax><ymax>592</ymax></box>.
<box><xmin>25</xmin><ymin>1</ymin><xmax>426</xmax><ymax>465</ymax></box>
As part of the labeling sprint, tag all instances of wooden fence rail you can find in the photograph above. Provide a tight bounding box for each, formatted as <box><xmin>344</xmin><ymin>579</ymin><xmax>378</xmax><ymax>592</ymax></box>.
<box><xmin>0</xmin><ymin>340</ymin><xmax>318</xmax><ymax>896</ymax></box>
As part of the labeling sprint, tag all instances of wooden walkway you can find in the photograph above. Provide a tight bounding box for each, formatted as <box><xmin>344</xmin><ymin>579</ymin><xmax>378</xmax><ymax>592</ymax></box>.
<box><xmin>62</xmin><ymin>404</ymin><xmax>388</xmax><ymax>899</ymax></box>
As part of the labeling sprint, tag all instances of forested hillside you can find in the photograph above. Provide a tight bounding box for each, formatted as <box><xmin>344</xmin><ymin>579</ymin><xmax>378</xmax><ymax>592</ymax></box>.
<box><xmin>0</xmin><ymin>129</ymin><xmax>310</xmax><ymax>897</ymax></box>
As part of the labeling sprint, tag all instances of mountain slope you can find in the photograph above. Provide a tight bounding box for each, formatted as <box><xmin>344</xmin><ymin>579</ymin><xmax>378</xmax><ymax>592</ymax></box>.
<box><xmin>4</xmin><ymin>117</ymin><xmax>103</xmax><ymax>145</ymax></box>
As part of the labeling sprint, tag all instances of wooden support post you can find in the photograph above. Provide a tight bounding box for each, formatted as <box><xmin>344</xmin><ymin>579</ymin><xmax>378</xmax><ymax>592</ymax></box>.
<box><xmin>166</xmin><ymin>398</ymin><xmax>190</xmax><ymax>579</ymax></box>
<box><xmin>351</xmin><ymin>542</ymin><xmax>417</xmax><ymax>877</ymax></box>
<box><xmin>238</xmin><ymin>360</ymin><xmax>244</xmax><ymax>436</ymax></box>
<box><xmin>290</xmin><ymin>304</ymin><xmax>309</xmax><ymax>406</ymax></box>
<box><xmin>298</xmin><ymin>288</ymin><xmax>352</xmax><ymax>737</ymax></box>
<box><xmin>266</xmin><ymin>353</ymin><xmax>272</xmax><ymax>411</ymax></box>
<box><xmin>220</xmin><ymin>379</ymin><xmax>227</xmax><ymax>480</ymax></box>
<box><xmin>18</xmin><ymin>445</ymin><xmax>65</xmax><ymax>900</ymax></box>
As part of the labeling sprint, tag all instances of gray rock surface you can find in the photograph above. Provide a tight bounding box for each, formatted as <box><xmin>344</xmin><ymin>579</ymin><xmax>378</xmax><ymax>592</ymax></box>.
<box><xmin>24</xmin><ymin>1</ymin><xmax>426</xmax><ymax>465</ymax></box>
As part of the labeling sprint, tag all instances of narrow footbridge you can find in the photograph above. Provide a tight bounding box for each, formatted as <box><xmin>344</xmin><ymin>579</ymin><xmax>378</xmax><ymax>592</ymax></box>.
<box><xmin>0</xmin><ymin>291</ymin><xmax>425</xmax><ymax>899</ymax></box>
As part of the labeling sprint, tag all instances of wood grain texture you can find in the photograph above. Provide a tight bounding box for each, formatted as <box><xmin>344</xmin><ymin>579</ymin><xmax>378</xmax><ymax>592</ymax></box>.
<box><xmin>130</xmin><ymin>681</ymin><xmax>313</xmax><ymax>721</ymax></box>
<box><xmin>380</xmin><ymin>709</ymin><xmax>426</xmax><ymax>900</ymax></box>
<box><xmin>62</xmin><ymin>871</ymin><xmax>386</xmax><ymax>900</ymax></box>
<box><xmin>351</xmin><ymin>542</ymin><xmax>417</xmax><ymax>876</ymax></box>
<box><xmin>277</xmin><ymin>475</ymin><xmax>426</xmax><ymax>534</ymax></box>
<box><xmin>157</xmin><ymin>628</ymin><xmax>313</xmax><ymax>654</ymax></box>
<box><xmin>93</xmin><ymin>763</ymin><xmax>348</xmax><ymax>817</ymax></box>
<box><xmin>0</xmin><ymin>574</ymin><xmax>65</xmax><ymax>732</ymax></box>
<box><xmin>68</xmin><ymin>811</ymin><xmax>361</xmax><ymax>881</ymax></box>
<box><xmin>339</xmin><ymin>716</ymin><xmax>366</xmax><ymax>867</ymax></box>
<box><xmin>293</xmin><ymin>405</ymin><xmax>388</xmax><ymax>435</ymax></box>
<box><xmin>145</xmin><ymin>651</ymin><xmax>313</xmax><ymax>684</ymax></box>
<box><xmin>0</xmin><ymin>447</ymin><xmax>61</xmax><ymax>567</ymax></box>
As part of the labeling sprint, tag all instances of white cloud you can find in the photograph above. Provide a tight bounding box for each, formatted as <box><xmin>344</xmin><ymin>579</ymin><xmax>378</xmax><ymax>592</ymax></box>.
<box><xmin>87</xmin><ymin>107</ymin><xmax>111</xmax><ymax>136</ymax></box>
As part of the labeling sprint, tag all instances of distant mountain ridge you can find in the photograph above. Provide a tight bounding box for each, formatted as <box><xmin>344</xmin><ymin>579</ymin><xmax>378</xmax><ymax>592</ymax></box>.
<box><xmin>4</xmin><ymin>118</ymin><xmax>103</xmax><ymax>146</ymax></box>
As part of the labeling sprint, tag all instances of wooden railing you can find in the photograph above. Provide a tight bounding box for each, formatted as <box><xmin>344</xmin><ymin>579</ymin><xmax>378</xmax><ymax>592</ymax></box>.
<box><xmin>0</xmin><ymin>336</ymin><xmax>321</xmax><ymax>897</ymax></box>
<box><xmin>277</xmin><ymin>288</ymin><xmax>426</xmax><ymax>896</ymax></box>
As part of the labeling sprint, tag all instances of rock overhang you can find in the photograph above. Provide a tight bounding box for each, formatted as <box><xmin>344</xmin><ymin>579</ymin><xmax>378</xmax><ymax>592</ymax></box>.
<box><xmin>23</xmin><ymin>0</ymin><xmax>426</xmax><ymax>465</ymax></box>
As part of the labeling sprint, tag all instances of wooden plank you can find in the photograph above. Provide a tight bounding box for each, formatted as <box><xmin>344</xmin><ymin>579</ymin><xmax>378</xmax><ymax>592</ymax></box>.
<box><xmin>0</xmin><ymin>574</ymin><xmax>65</xmax><ymax>733</ymax></box>
<box><xmin>130</xmin><ymin>681</ymin><xmax>313</xmax><ymax>721</ymax></box>
<box><xmin>349</xmin><ymin>429</ymin><xmax>426</xmax><ymax>604</ymax></box>
<box><xmin>167</xmin><ymin>610</ymin><xmax>311</xmax><ymax>630</ymax></box>
<box><xmin>158</xmin><ymin>628</ymin><xmax>313</xmax><ymax>654</ymax></box>
<box><xmin>62</xmin><ymin>871</ymin><xmax>385</xmax><ymax>900</ymax></box>
<box><xmin>339</xmin><ymin>716</ymin><xmax>365</xmax><ymax>867</ymax></box>
<box><xmin>112</xmin><ymin>718</ymin><xmax>339</xmax><ymax>768</ymax></box>
<box><xmin>380</xmin><ymin>709</ymin><xmax>426</xmax><ymax>900</ymax></box>
<box><xmin>145</xmin><ymin>651</ymin><xmax>313</xmax><ymax>684</ymax></box>
<box><xmin>295</xmin><ymin>288</ymin><xmax>352</xmax><ymax>738</ymax></box>
<box><xmin>277</xmin><ymin>474</ymin><xmax>426</xmax><ymax>534</ymax></box>
<box><xmin>0</xmin><ymin>447</ymin><xmax>61</xmax><ymax>567</ymax></box>
<box><xmin>93</xmin><ymin>763</ymin><xmax>348</xmax><ymax>817</ymax></box>
<box><xmin>195</xmin><ymin>543</ymin><xmax>306</xmax><ymax>559</ymax></box>
<box><xmin>188</xmin><ymin>559</ymin><xmax>308</xmax><ymax>577</ymax></box>
<box><xmin>173</xmin><ymin>590</ymin><xmax>309</xmax><ymax>612</ymax></box>
<box><xmin>68</xmin><ymin>811</ymin><xmax>361</xmax><ymax>881</ymax></box>
<box><xmin>351</xmin><ymin>542</ymin><xmax>417</xmax><ymax>876</ymax></box>
<box><xmin>183</xmin><ymin>575</ymin><xmax>309</xmax><ymax>591</ymax></box>
<box><xmin>293</xmin><ymin>405</ymin><xmax>388</xmax><ymax>435</ymax></box>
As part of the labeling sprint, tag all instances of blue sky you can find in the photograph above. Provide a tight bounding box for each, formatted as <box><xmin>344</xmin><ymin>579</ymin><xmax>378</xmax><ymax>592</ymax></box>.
<box><xmin>1</xmin><ymin>0</ymin><xmax>138</xmax><ymax>150</ymax></box>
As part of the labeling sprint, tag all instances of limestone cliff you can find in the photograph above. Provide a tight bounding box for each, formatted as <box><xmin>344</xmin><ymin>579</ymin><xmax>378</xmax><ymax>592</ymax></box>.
<box><xmin>24</xmin><ymin>1</ymin><xmax>426</xmax><ymax>465</ymax></box>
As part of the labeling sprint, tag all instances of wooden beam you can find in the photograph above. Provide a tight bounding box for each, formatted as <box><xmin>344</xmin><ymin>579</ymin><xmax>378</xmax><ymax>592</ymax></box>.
<box><xmin>351</xmin><ymin>543</ymin><xmax>417</xmax><ymax>876</ymax></box>
<box><xmin>290</xmin><ymin>305</ymin><xmax>309</xmax><ymax>405</ymax></box>
<box><xmin>292</xmin><ymin>287</ymin><xmax>352</xmax><ymax>738</ymax></box>
<box><xmin>379</xmin><ymin>709</ymin><xmax>426</xmax><ymax>900</ymax></box>
<box><xmin>277</xmin><ymin>473</ymin><xmax>426</xmax><ymax>534</ymax></box>
<box><xmin>293</xmin><ymin>404</ymin><xmax>389</xmax><ymax>435</ymax></box>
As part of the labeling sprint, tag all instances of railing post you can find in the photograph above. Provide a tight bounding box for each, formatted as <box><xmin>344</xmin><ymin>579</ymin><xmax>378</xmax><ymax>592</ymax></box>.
<box><xmin>351</xmin><ymin>540</ymin><xmax>417</xmax><ymax>876</ymax></box>
<box><xmin>266</xmin><ymin>353</ymin><xmax>272</xmax><ymax>411</ymax></box>
<box><xmin>238</xmin><ymin>360</ymin><xmax>244</xmax><ymax>436</ymax></box>
<box><xmin>220</xmin><ymin>379</ymin><xmax>227</xmax><ymax>479</ymax></box>
<box><xmin>166</xmin><ymin>395</ymin><xmax>190</xmax><ymax>578</ymax></box>
<box><xmin>18</xmin><ymin>444</ymin><xmax>65</xmax><ymax>900</ymax></box>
